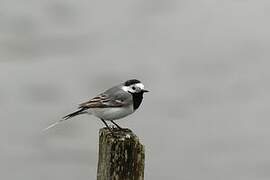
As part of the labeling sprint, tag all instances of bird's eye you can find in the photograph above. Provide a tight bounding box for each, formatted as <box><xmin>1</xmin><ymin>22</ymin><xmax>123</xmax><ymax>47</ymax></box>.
<box><xmin>132</xmin><ymin>86</ymin><xmax>136</xmax><ymax>90</ymax></box>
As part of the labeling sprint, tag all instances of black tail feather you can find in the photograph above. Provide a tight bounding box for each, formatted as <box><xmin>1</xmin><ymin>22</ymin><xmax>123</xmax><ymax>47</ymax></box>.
<box><xmin>43</xmin><ymin>108</ymin><xmax>87</xmax><ymax>131</ymax></box>
<box><xmin>62</xmin><ymin>108</ymin><xmax>86</xmax><ymax>120</ymax></box>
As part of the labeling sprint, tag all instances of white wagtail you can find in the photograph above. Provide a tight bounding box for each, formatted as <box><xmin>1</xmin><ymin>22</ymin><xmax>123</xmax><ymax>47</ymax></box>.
<box><xmin>45</xmin><ymin>79</ymin><xmax>149</xmax><ymax>133</ymax></box>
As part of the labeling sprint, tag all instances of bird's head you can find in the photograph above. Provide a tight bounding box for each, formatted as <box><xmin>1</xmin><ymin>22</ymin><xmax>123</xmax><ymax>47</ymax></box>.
<box><xmin>122</xmin><ymin>79</ymin><xmax>149</xmax><ymax>94</ymax></box>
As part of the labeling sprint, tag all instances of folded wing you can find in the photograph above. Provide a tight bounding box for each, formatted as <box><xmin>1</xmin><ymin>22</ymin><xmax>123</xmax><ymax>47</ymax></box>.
<box><xmin>79</xmin><ymin>93</ymin><xmax>126</xmax><ymax>109</ymax></box>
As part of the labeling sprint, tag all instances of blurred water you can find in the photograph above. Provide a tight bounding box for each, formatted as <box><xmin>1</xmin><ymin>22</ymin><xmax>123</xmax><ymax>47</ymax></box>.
<box><xmin>1</xmin><ymin>0</ymin><xmax>270</xmax><ymax>180</ymax></box>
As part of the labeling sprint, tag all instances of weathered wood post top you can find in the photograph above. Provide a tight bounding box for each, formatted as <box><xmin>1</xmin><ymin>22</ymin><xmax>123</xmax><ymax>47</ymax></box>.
<box><xmin>97</xmin><ymin>128</ymin><xmax>145</xmax><ymax>180</ymax></box>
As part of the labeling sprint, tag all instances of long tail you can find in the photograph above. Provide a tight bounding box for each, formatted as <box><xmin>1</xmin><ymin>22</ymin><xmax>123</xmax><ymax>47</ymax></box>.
<box><xmin>43</xmin><ymin>108</ymin><xmax>86</xmax><ymax>131</ymax></box>
<box><xmin>62</xmin><ymin>108</ymin><xmax>87</xmax><ymax>120</ymax></box>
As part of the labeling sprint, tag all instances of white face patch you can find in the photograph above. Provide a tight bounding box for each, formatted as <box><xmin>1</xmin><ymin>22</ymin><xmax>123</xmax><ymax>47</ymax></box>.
<box><xmin>122</xmin><ymin>83</ymin><xmax>145</xmax><ymax>93</ymax></box>
<box><xmin>122</xmin><ymin>85</ymin><xmax>129</xmax><ymax>92</ymax></box>
<box><xmin>135</xmin><ymin>83</ymin><xmax>145</xmax><ymax>90</ymax></box>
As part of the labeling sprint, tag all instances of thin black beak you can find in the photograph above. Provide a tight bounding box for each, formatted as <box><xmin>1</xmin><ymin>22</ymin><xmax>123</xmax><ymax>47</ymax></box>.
<box><xmin>142</xmin><ymin>89</ymin><xmax>149</xmax><ymax>93</ymax></box>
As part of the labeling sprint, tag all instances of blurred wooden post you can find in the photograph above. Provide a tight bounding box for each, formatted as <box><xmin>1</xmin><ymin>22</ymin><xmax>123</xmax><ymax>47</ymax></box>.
<box><xmin>97</xmin><ymin>128</ymin><xmax>145</xmax><ymax>180</ymax></box>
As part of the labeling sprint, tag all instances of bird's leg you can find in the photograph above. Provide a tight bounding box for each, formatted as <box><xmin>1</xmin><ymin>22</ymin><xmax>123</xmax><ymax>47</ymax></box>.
<box><xmin>110</xmin><ymin>120</ymin><xmax>123</xmax><ymax>130</ymax></box>
<box><xmin>100</xmin><ymin>118</ymin><xmax>114</xmax><ymax>135</ymax></box>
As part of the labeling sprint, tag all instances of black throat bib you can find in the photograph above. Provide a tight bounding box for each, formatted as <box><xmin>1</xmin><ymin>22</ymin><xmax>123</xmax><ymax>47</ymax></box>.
<box><xmin>131</xmin><ymin>92</ymin><xmax>144</xmax><ymax>110</ymax></box>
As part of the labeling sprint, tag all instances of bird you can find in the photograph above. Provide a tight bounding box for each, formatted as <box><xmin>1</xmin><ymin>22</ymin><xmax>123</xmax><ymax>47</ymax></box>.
<box><xmin>44</xmin><ymin>79</ymin><xmax>149</xmax><ymax>133</ymax></box>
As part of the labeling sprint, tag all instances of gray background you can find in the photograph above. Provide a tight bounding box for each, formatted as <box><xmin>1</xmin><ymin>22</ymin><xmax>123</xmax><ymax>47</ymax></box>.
<box><xmin>1</xmin><ymin>0</ymin><xmax>270</xmax><ymax>179</ymax></box>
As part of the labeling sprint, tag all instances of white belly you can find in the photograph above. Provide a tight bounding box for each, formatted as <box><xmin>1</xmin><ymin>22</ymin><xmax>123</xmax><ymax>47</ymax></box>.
<box><xmin>87</xmin><ymin>105</ymin><xmax>133</xmax><ymax>121</ymax></box>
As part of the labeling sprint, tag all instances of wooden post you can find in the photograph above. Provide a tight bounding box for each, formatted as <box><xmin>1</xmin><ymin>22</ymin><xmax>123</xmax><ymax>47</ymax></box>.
<box><xmin>97</xmin><ymin>128</ymin><xmax>145</xmax><ymax>180</ymax></box>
